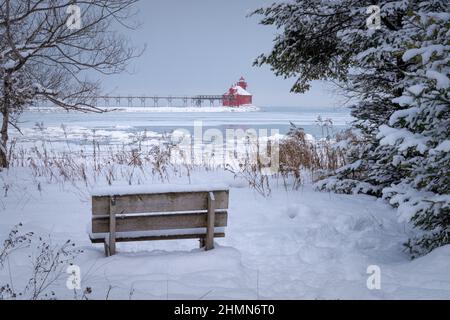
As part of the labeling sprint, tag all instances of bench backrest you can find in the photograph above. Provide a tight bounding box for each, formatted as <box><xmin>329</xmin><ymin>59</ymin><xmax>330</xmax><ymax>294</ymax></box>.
<box><xmin>91</xmin><ymin>189</ymin><xmax>229</xmax><ymax>234</ymax></box>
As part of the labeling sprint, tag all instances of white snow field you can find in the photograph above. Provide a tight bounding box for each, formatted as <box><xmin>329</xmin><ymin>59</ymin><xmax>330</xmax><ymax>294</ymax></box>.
<box><xmin>1</xmin><ymin>167</ymin><xmax>450</xmax><ymax>300</ymax></box>
<box><xmin>1</xmin><ymin>108</ymin><xmax>449</xmax><ymax>300</ymax></box>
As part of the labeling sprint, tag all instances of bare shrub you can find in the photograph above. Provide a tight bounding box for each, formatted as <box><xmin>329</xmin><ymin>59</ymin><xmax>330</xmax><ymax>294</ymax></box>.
<box><xmin>0</xmin><ymin>223</ymin><xmax>33</xmax><ymax>268</ymax></box>
<box><xmin>149</xmin><ymin>143</ymin><xmax>172</xmax><ymax>182</ymax></box>
<box><xmin>26</xmin><ymin>238</ymin><xmax>82</xmax><ymax>300</ymax></box>
<box><xmin>225</xmin><ymin>135</ymin><xmax>272</xmax><ymax>197</ymax></box>
<box><xmin>226</xmin><ymin>162</ymin><xmax>271</xmax><ymax>197</ymax></box>
<box><xmin>0</xmin><ymin>224</ymin><xmax>82</xmax><ymax>300</ymax></box>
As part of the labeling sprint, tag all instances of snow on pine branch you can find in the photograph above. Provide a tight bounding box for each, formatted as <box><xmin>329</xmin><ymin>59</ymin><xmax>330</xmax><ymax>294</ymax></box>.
<box><xmin>377</xmin><ymin>125</ymin><xmax>430</xmax><ymax>154</ymax></box>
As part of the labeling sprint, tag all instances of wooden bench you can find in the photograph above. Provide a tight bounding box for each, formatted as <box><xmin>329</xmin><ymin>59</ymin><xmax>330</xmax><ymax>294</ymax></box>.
<box><xmin>89</xmin><ymin>185</ymin><xmax>229</xmax><ymax>256</ymax></box>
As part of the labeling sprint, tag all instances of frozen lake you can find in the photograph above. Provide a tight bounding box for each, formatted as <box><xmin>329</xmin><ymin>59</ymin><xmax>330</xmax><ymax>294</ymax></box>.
<box><xmin>13</xmin><ymin>106</ymin><xmax>353</xmax><ymax>145</ymax></box>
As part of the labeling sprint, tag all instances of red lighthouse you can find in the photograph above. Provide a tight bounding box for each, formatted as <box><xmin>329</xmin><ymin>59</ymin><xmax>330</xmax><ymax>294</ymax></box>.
<box><xmin>222</xmin><ymin>77</ymin><xmax>253</xmax><ymax>107</ymax></box>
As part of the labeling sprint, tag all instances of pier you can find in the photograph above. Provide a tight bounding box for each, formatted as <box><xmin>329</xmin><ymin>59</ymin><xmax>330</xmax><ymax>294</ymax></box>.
<box><xmin>94</xmin><ymin>95</ymin><xmax>227</xmax><ymax>108</ymax></box>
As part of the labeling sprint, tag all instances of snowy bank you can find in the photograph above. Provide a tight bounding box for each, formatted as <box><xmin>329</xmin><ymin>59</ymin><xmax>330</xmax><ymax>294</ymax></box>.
<box><xmin>28</xmin><ymin>105</ymin><xmax>261</xmax><ymax>113</ymax></box>
<box><xmin>111</xmin><ymin>105</ymin><xmax>260</xmax><ymax>113</ymax></box>
<box><xmin>2</xmin><ymin>165</ymin><xmax>450</xmax><ymax>299</ymax></box>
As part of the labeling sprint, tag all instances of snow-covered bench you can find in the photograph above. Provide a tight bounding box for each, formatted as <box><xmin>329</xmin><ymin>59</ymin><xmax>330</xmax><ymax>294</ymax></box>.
<box><xmin>89</xmin><ymin>184</ymin><xmax>229</xmax><ymax>256</ymax></box>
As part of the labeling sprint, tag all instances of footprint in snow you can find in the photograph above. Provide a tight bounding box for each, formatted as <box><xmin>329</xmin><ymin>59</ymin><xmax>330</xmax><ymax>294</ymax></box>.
<box><xmin>285</xmin><ymin>204</ymin><xmax>318</xmax><ymax>219</ymax></box>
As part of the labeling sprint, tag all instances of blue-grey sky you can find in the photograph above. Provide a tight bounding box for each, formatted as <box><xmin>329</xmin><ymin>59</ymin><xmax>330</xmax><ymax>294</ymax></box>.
<box><xmin>100</xmin><ymin>0</ymin><xmax>339</xmax><ymax>107</ymax></box>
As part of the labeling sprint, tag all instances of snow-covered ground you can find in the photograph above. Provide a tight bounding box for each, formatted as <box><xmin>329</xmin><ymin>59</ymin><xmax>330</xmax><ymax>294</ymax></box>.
<box><xmin>1</xmin><ymin>108</ymin><xmax>449</xmax><ymax>300</ymax></box>
<box><xmin>1</xmin><ymin>165</ymin><xmax>450</xmax><ymax>300</ymax></box>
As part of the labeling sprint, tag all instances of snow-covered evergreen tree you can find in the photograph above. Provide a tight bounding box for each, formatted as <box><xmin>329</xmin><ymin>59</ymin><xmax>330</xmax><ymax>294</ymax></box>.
<box><xmin>379</xmin><ymin>4</ymin><xmax>449</xmax><ymax>257</ymax></box>
<box><xmin>252</xmin><ymin>0</ymin><xmax>450</xmax><ymax>256</ymax></box>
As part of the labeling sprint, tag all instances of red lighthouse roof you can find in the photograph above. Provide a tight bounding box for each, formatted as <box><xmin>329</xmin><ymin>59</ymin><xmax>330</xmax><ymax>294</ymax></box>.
<box><xmin>229</xmin><ymin>85</ymin><xmax>251</xmax><ymax>96</ymax></box>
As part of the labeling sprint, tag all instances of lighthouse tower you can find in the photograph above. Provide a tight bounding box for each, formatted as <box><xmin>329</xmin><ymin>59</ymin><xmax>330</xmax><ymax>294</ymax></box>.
<box><xmin>237</xmin><ymin>76</ymin><xmax>248</xmax><ymax>90</ymax></box>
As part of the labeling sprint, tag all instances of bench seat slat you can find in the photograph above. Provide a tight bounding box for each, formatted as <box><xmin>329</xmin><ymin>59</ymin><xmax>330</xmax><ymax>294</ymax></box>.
<box><xmin>92</xmin><ymin>211</ymin><xmax>228</xmax><ymax>233</ymax></box>
<box><xmin>92</xmin><ymin>190</ymin><xmax>229</xmax><ymax>215</ymax></box>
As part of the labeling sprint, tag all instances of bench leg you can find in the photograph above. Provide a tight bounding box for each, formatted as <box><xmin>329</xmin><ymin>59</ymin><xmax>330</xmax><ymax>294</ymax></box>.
<box><xmin>206</xmin><ymin>192</ymin><xmax>216</xmax><ymax>251</ymax></box>
<box><xmin>199</xmin><ymin>238</ymin><xmax>205</xmax><ymax>248</ymax></box>
<box><xmin>109</xmin><ymin>196</ymin><xmax>117</xmax><ymax>256</ymax></box>
<box><xmin>104</xmin><ymin>241</ymin><xmax>110</xmax><ymax>257</ymax></box>
<box><xmin>109</xmin><ymin>234</ymin><xmax>116</xmax><ymax>256</ymax></box>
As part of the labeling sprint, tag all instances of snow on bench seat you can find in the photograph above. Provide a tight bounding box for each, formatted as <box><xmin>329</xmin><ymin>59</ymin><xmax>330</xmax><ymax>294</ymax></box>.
<box><xmin>90</xmin><ymin>183</ymin><xmax>229</xmax><ymax>197</ymax></box>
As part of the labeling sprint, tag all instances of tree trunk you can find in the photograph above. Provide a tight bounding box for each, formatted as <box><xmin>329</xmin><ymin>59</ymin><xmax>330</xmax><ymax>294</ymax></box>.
<box><xmin>0</xmin><ymin>74</ymin><xmax>11</xmax><ymax>168</ymax></box>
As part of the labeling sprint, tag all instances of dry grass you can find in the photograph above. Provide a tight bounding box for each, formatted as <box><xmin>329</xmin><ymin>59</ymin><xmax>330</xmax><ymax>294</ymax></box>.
<box><xmin>225</xmin><ymin>123</ymin><xmax>348</xmax><ymax>196</ymax></box>
<box><xmin>5</xmin><ymin>123</ymin><xmax>349</xmax><ymax>196</ymax></box>
<box><xmin>7</xmin><ymin>134</ymin><xmax>190</xmax><ymax>189</ymax></box>
<box><xmin>278</xmin><ymin>124</ymin><xmax>347</xmax><ymax>189</ymax></box>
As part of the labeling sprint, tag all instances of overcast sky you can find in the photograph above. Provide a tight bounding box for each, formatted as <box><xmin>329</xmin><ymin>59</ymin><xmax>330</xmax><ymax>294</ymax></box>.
<box><xmin>100</xmin><ymin>0</ymin><xmax>340</xmax><ymax>108</ymax></box>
